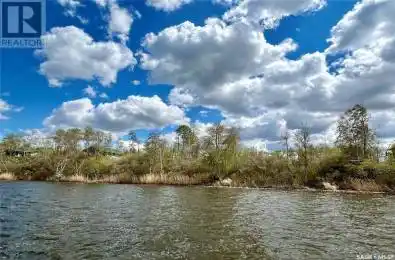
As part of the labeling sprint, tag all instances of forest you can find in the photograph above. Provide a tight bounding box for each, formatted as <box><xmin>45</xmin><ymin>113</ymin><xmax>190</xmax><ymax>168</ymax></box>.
<box><xmin>1</xmin><ymin>104</ymin><xmax>395</xmax><ymax>192</ymax></box>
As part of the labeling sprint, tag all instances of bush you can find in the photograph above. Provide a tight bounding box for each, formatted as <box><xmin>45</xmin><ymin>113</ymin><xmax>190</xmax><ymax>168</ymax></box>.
<box><xmin>79</xmin><ymin>156</ymin><xmax>112</xmax><ymax>179</ymax></box>
<box><xmin>316</xmin><ymin>152</ymin><xmax>349</xmax><ymax>182</ymax></box>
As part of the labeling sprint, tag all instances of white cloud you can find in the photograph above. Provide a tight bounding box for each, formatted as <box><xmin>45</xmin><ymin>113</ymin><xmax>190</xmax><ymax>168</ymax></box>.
<box><xmin>0</xmin><ymin>99</ymin><xmax>23</xmax><ymax>120</ymax></box>
<box><xmin>37</xmin><ymin>26</ymin><xmax>136</xmax><ymax>87</ymax></box>
<box><xmin>193</xmin><ymin>121</ymin><xmax>213</xmax><ymax>139</ymax></box>
<box><xmin>23</xmin><ymin>129</ymin><xmax>56</xmax><ymax>148</ymax></box>
<box><xmin>93</xmin><ymin>0</ymin><xmax>110</xmax><ymax>7</ymax></box>
<box><xmin>161</xmin><ymin>131</ymin><xmax>178</xmax><ymax>145</ymax></box>
<box><xmin>146</xmin><ymin>0</ymin><xmax>193</xmax><ymax>12</ymax></box>
<box><xmin>324</xmin><ymin>0</ymin><xmax>395</xmax><ymax>114</ymax></box>
<box><xmin>131</xmin><ymin>80</ymin><xmax>141</xmax><ymax>86</ymax></box>
<box><xmin>56</xmin><ymin>0</ymin><xmax>89</xmax><ymax>23</ymax></box>
<box><xmin>83</xmin><ymin>85</ymin><xmax>97</xmax><ymax>98</ymax></box>
<box><xmin>99</xmin><ymin>93</ymin><xmax>109</xmax><ymax>99</ymax></box>
<box><xmin>199</xmin><ymin>110</ymin><xmax>209</xmax><ymax>117</ymax></box>
<box><xmin>168</xmin><ymin>88</ymin><xmax>194</xmax><ymax>107</ymax></box>
<box><xmin>139</xmin><ymin>0</ymin><xmax>395</xmax><ymax>146</ymax></box>
<box><xmin>14</xmin><ymin>107</ymin><xmax>24</xmax><ymax>113</ymax></box>
<box><xmin>326</xmin><ymin>0</ymin><xmax>394</xmax><ymax>53</ymax></box>
<box><xmin>140</xmin><ymin>18</ymin><xmax>296</xmax><ymax>102</ymax></box>
<box><xmin>140</xmin><ymin>19</ymin><xmax>335</xmax><ymax>124</ymax></box>
<box><xmin>213</xmin><ymin>0</ymin><xmax>238</xmax><ymax>6</ymax></box>
<box><xmin>140</xmin><ymin>17</ymin><xmax>332</xmax><ymax>144</ymax></box>
<box><xmin>241</xmin><ymin>139</ymin><xmax>268</xmax><ymax>152</ymax></box>
<box><xmin>223</xmin><ymin>0</ymin><xmax>326</xmax><ymax>28</ymax></box>
<box><xmin>43</xmin><ymin>95</ymin><xmax>189</xmax><ymax>133</ymax></box>
<box><xmin>0</xmin><ymin>99</ymin><xmax>11</xmax><ymax>120</ymax></box>
<box><xmin>56</xmin><ymin>0</ymin><xmax>134</xmax><ymax>37</ymax></box>
<box><xmin>57</xmin><ymin>0</ymin><xmax>81</xmax><ymax>15</ymax></box>
<box><xmin>58</xmin><ymin>0</ymin><xmax>80</xmax><ymax>7</ymax></box>
<box><xmin>117</xmin><ymin>139</ymin><xmax>144</xmax><ymax>152</ymax></box>
<box><xmin>52</xmin><ymin>0</ymin><xmax>395</xmax><ymax>149</ymax></box>
<box><xmin>108</xmin><ymin>2</ymin><xmax>133</xmax><ymax>43</ymax></box>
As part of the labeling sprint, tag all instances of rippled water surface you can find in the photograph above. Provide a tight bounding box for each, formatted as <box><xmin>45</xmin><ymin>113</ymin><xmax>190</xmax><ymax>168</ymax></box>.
<box><xmin>1</xmin><ymin>182</ymin><xmax>395</xmax><ymax>259</ymax></box>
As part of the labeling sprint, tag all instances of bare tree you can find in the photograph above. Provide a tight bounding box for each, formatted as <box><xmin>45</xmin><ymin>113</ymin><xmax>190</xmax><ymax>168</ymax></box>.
<box><xmin>294</xmin><ymin>125</ymin><xmax>312</xmax><ymax>181</ymax></box>
<box><xmin>146</xmin><ymin>132</ymin><xmax>165</xmax><ymax>174</ymax></box>
<box><xmin>281</xmin><ymin>130</ymin><xmax>291</xmax><ymax>160</ymax></box>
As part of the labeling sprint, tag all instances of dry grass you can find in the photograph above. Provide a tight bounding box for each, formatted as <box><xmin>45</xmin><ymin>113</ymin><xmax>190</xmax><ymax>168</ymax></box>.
<box><xmin>58</xmin><ymin>173</ymin><xmax>207</xmax><ymax>185</ymax></box>
<box><xmin>136</xmin><ymin>173</ymin><xmax>204</xmax><ymax>185</ymax></box>
<box><xmin>60</xmin><ymin>174</ymin><xmax>121</xmax><ymax>184</ymax></box>
<box><xmin>61</xmin><ymin>174</ymin><xmax>90</xmax><ymax>183</ymax></box>
<box><xmin>0</xmin><ymin>172</ymin><xmax>17</xmax><ymax>181</ymax></box>
<box><xmin>348</xmin><ymin>178</ymin><xmax>384</xmax><ymax>192</ymax></box>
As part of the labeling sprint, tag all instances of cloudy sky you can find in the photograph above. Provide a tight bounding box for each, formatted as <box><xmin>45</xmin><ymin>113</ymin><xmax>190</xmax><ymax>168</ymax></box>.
<box><xmin>1</xmin><ymin>0</ymin><xmax>395</xmax><ymax>150</ymax></box>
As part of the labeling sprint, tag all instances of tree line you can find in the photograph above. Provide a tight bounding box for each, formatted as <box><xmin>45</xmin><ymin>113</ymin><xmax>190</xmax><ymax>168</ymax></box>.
<box><xmin>1</xmin><ymin>104</ymin><xmax>394</xmax><ymax>191</ymax></box>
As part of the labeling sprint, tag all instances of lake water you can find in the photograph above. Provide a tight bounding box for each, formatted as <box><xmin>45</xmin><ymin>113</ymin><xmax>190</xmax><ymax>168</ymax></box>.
<box><xmin>1</xmin><ymin>182</ymin><xmax>394</xmax><ymax>259</ymax></box>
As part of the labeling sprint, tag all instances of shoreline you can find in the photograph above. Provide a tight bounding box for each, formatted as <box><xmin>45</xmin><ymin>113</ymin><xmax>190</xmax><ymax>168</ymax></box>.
<box><xmin>1</xmin><ymin>174</ymin><xmax>393</xmax><ymax>194</ymax></box>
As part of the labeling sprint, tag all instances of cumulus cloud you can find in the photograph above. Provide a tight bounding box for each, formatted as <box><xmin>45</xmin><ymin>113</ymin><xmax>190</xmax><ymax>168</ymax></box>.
<box><xmin>146</xmin><ymin>0</ymin><xmax>192</xmax><ymax>12</ymax></box>
<box><xmin>325</xmin><ymin>0</ymin><xmax>395</xmax><ymax>113</ymax></box>
<box><xmin>241</xmin><ymin>139</ymin><xmax>268</xmax><ymax>152</ymax></box>
<box><xmin>140</xmin><ymin>17</ymin><xmax>330</xmax><ymax>143</ymax></box>
<box><xmin>83</xmin><ymin>85</ymin><xmax>97</xmax><ymax>98</ymax></box>
<box><xmin>108</xmin><ymin>2</ymin><xmax>133</xmax><ymax>43</ymax></box>
<box><xmin>168</xmin><ymin>88</ymin><xmax>194</xmax><ymax>107</ymax></box>
<box><xmin>140</xmin><ymin>18</ymin><xmax>333</xmax><ymax>120</ymax></box>
<box><xmin>139</xmin><ymin>0</ymin><xmax>395</xmax><ymax>148</ymax></box>
<box><xmin>51</xmin><ymin>0</ymin><xmax>395</xmax><ymax>150</ymax></box>
<box><xmin>326</xmin><ymin>0</ymin><xmax>394</xmax><ymax>53</ymax></box>
<box><xmin>117</xmin><ymin>139</ymin><xmax>144</xmax><ymax>152</ymax></box>
<box><xmin>161</xmin><ymin>131</ymin><xmax>178</xmax><ymax>145</ymax></box>
<box><xmin>140</xmin><ymin>18</ymin><xmax>296</xmax><ymax>103</ymax></box>
<box><xmin>223</xmin><ymin>0</ymin><xmax>326</xmax><ymax>28</ymax></box>
<box><xmin>43</xmin><ymin>95</ymin><xmax>189</xmax><ymax>133</ymax></box>
<box><xmin>37</xmin><ymin>26</ymin><xmax>136</xmax><ymax>87</ymax></box>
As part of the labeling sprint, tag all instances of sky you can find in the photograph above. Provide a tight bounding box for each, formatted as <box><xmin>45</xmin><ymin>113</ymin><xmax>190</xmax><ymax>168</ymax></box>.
<box><xmin>1</xmin><ymin>0</ymin><xmax>395</xmax><ymax>151</ymax></box>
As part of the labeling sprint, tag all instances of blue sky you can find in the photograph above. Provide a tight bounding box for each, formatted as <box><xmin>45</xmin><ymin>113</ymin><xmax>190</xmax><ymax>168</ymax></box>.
<box><xmin>1</xmin><ymin>0</ymin><xmax>395</xmax><ymax>150</ymax></box>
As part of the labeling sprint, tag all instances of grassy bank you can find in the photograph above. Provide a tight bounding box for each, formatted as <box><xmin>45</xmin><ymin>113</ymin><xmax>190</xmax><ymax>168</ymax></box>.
<box><xmin>1</xmin><ymin>105</ymin><xmax>395</xmax><ymax>192</ymax></box>
<box><xmin>1</xmin><ymin>150</ymin><xmax>395</xmax><ymax>192</ymax></box>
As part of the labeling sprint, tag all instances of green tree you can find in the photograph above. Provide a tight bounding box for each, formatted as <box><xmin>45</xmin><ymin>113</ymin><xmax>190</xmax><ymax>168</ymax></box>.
<box><xmin>176</xmin><ymin>125</ymin><xmax>197</xmax><ymax>158</ymax></box>
<box><xmin>1</xmin><ymin>134</ymin><xmax>25</xmax><ymax>151</ymax></box>
<box><xmin>223</xmin><ymin>127</ymin><xmax>240</xmax><ymax>156</ymax></box>
<box><xmin>208</xmin><ymin>123</ymin><xmax>225</xmax><ymax>151</ymax></box>
<box><xmin>336</xmin><ymin>104</ymin><xmax>376</xmax><ymax>160</ymax></box>
<box><xmin>53</xmin><ymin>128</ymin><xmax>82</xmax><ymax>153</ymax></box>
<box><xmin>67</xmin><ymin>128</ymin><xmax>82</xmax><ymax>152</ymax></box>
<box><xmin>128</xmin><ymin>130</ymin><xmax>140</xmax><ymax>154</ymax></box>
<box><xmin>83</xmin><ymin>126</ymin><xmax>95</xmax><ymax>148</ymax></box>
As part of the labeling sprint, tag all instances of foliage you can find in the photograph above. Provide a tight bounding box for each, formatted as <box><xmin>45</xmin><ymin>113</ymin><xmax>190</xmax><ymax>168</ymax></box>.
<box><xmin>1</xmin><ymin>104</ymin><xmax>395</xmax><ymax>192</ymax></box>
<box><xmin>336</xmin><ymin>104</ymin><xmax>376</xmax><ymax>160</ymax></box>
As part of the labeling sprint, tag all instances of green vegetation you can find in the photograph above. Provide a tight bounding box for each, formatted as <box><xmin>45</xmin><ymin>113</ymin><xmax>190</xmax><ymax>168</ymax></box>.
<box><xmin>1</xmin><ymin>104</ymin><xmax>395</xmax><ymax>192</ymax></box>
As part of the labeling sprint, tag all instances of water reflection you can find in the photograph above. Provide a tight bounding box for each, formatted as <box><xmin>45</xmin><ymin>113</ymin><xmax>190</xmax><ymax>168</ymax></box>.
<box><xmin>1</xmin><ymin>182</ymin><xmax>394</xmax><ymax>260</ymax></box>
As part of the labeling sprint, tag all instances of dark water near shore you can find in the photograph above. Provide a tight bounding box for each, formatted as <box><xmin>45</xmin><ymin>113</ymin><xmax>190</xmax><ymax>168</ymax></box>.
<box><xmin>1</xmin><ymin>182</ymin><xmax>395</xmax><ymax>260</ymax></box>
